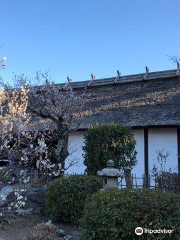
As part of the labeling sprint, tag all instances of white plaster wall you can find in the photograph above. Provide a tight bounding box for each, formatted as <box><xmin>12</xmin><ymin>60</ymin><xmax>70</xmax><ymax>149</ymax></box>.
<box><xmin>132</xmin><ymin>129</ymin><xmax>144</xmax><ymax>177</ymax></box>
<box><xmin>66</xmin><ymin>129</ymin><xmax>145</xmax><ymax>177</ymax></box>
<box><xmin>148</xmin><ymin>128</ymin><xmax>178</xmax><ymax>174</ymax></box>
<box><xmin>65</xmin><ymin>128</ymin><xmax>178</xmax><ymax>178</ymax></box>
<box><xmin>65</xmin><ymin>131</ymin><xmax>86</xmax><ymax>174</ymax></box>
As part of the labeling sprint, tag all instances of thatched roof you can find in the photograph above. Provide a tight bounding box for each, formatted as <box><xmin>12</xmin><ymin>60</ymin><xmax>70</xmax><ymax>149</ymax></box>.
<box><xmin>28</xmin><ymin>69</ymin><xmax>180</xmax><ymax>130</ymax></box>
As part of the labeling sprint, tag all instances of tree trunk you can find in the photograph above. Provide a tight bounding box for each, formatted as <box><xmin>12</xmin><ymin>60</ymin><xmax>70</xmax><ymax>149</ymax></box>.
<box><xmin>124</xmin><ymin>168</ymin><xmax>133</xmax><ymax>189</ymax></box>
<box><xmin>55</xmin><ymin>119</ymin><xmax>69</xmax><ymax>174</ymax></box>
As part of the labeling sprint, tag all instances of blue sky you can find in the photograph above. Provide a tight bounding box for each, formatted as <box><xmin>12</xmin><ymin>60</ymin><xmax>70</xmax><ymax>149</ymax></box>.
<box><xmin>0</xmin><ymin>0</ymin><xmax>180</xmax><ymax>84</ymax></box>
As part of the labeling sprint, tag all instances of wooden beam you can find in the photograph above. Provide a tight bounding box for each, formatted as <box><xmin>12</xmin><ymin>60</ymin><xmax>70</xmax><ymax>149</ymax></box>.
<box><xmin>177</xmin><ymin>128</ymin><xmax>180</xmax><ymax>174</ymax></box>
<box><xmin>144</xmin><ymin>128</ymin><xmax>149</xmax><ymax>176</ymax></box>
<box><xmin>176</xmin><ymin>62</ymin><xmax>180</xmax><ymax>76</ymax></box>
<box><xmin>143</xmin><ymin>66</ymin><xmax>149</xmax><ymax>80</ymax></box>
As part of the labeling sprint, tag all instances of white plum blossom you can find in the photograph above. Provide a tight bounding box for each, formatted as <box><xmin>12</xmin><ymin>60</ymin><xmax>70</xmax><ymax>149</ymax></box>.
<box><xmin>0</xmin><ymin>71</ymin><xmax>85</xmax><ymax>214</ymax></box>
<box><xmin>35</xmin><ymin>136</ymin><xmax>62</xmax><ymax>176</ymax></box>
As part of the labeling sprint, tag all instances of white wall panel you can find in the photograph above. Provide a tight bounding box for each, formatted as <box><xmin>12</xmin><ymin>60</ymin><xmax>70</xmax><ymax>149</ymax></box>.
<box><xmin>132</xmin><ymin>129</ymin><xmax>145</xmax><ymax>178</ymax></box>
<box><xmin>66</xmin><ymin>130</ymin><xmax>145</xmax><ymax>177</ymax></box>
<box><xmin>65</xmin><ymin>128</ymin><xmax>178</xmax><ymax>177</ymax></box>
<box><xmin>148</xmin><ymin>128</ymin><xmax>178</xmax><ymax>174</ymax></box>
<box><xmin>65</xmin><ymin>132</ymin><xmax>86</xmax><ymax>174</ymax></box>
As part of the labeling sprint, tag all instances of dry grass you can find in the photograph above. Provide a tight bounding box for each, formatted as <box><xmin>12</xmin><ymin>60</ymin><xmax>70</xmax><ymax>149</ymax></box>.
<box><xmin>29</xmin><ymin>223</ymin><xmax>57</xmax><ymax>240</ymax></box>
<box><xmin>0</xmin><ymin>214</ymin><xmax>81</xmax><ymax>240</ymax></box>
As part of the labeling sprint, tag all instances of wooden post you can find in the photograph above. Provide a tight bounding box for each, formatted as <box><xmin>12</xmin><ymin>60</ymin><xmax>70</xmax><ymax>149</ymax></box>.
<box><xmin>144</xmin><ymin>128</ymin><xmax>149</xmax><ymax>187</ymax></box>
<box><xmin>177</xmin><ymin>128</ymin><xmax>180</xmax><ymax>174</ymax></box>
<box><xmin>144</xmin><ymin>128</ymin><xmax>149</xmax><ymax>176</ymax></box>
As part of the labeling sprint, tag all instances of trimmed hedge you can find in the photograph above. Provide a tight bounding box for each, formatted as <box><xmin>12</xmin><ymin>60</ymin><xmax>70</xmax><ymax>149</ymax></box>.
<box><xmin>46</xmin><ymin>175</ymin><xmax>102</xmax><ymax>224</ymax></box>
<box><xmin>80</xmin><ymin>188</ymin><xmax>180</xmax><ymax>240</ymax></box>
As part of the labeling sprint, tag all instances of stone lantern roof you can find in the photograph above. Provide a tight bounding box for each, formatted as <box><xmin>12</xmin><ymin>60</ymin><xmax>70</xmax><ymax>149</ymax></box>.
<box><xmin>97</xmin><ymin>160</ymin><xmax>121</xmax><ymax>177</ymax></box>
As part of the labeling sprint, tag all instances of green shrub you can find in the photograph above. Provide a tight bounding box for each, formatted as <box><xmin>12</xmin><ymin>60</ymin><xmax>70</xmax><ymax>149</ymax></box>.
<box><xmin>46</xmin><ymin>175</ymin><xmax>102</xmax><ymax>224</ymax></box>
<box><xmin>83</xmin><ymin>123</ymin><xmax>137</xmax><ymax>175</ymax></box>
<box><xmin>80</xmin><ymin>188</ymin><xmax>180</xmax><ymax>240</ymax></box>
<box><xmin>155</xmin><ymin>172</ymin><xmax>180</xmax><ymax>194</ymax></box>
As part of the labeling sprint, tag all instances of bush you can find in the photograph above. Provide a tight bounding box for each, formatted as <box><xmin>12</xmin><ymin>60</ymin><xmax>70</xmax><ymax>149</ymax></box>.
<box><xmin>83</xmin><ymin>123</ymin><xmax>137</xmax><ymax>175</ymax></box>
<box><xmin>80</xmin><ymin>188</ymin><xmax>180</xmax><ymax>240</ymax></box>
<box><xmin>46</xmin><ymin>175</ymin><xmax>102</xmax><ymax>224</ymax></box>
<box><xmin>155</xmin><ymin>172</ymin><xmax>180</xmax><ymax>194</ymax></box>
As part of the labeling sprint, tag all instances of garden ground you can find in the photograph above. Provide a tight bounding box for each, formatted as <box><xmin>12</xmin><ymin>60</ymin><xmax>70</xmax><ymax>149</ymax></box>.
<box><xmin>0</xmin><ymin>213</ymin><xmax>81</xmax><ymax>240</ymax></box>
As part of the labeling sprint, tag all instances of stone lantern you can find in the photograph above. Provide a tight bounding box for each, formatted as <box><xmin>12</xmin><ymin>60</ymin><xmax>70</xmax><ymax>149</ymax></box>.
<box><xmin>97</xmin><ymin>160</ymin><xmax>121</xmax><ymax>189</ymax></box>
